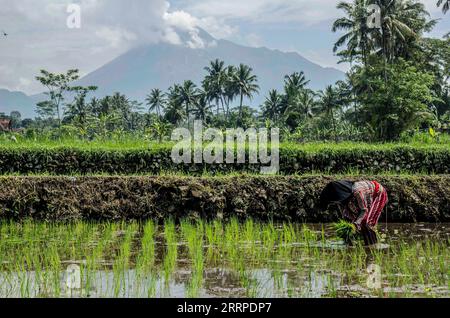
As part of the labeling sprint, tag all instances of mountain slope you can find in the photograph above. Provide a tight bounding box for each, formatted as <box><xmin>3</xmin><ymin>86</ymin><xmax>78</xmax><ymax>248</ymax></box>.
<box><xmin>0</xmin><ymin>89</ymin><xmax>36</xmax><ymax>118</ymax></box>
<box><xmin>77</xmin><ymin>35</ymin><xmax>345</xmax><ymax>106</ymax></box>
<box><xmin>2</xmin><ymin>31</ymin><xmax>345</xmax><ymax>117</ymax></box>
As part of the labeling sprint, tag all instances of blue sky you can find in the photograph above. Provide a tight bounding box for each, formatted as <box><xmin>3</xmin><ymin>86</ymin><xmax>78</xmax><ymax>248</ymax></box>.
<box><xmin>0</xmin><ymin>0</ymin><xmax>448</xmax><ymax>94</ymax></box>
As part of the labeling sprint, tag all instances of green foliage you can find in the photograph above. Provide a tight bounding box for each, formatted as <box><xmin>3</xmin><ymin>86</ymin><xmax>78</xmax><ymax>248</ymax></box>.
<box><xmin>0</xmin><ymin>141</ymin><xmax>448</xmax><ymax>175</ymax></box>
<box><xmin>334</xmin><ymin>220</ymin><xmax>358</xmax><ymax>244</ymax></box>
<box><xmin>35</xmin><ymin>69</ymin><xmax>81</xmax><ymax>126</ymax></box>
<box><xmin>352</xmin><ymin>58</ymin><xmax>436</xmax><ymax>140</ymax></box>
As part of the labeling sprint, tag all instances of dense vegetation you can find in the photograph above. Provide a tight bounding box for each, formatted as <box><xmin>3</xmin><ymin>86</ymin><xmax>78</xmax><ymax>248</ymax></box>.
<box><xmin>1</xmin><ymin>0</ymin><xmax>449</xmax><ymax>143</ymax></box>
<box><xmin>0</xmin><ymin>142</ymin><xmax>449</xmax><ymax>175</ymax></box>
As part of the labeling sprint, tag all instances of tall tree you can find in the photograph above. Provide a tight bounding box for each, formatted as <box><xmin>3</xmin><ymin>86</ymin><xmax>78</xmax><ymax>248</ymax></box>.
<box><xmin>373</xmin><ymin>0</ymin><xmax>436</xmax><ymax>63</ymax></box>
<box><xmin>35</xmin><ymin>69</ymin><xmax>80</xmax><ymax>127</ymax></box>
<box><xmin>203</xmin><ymin>59</ymin><xmax>226</xmax><ymax>115</ymax></box>
<box><xmin>192</xmin><ymin>92</ymin><xmax>213</xmax><ymax>122</ymax></box>
<box><xmin>146</xmin><ymin>88</ymin><xmax>166</xmax><ymax>118</ymax></box>
<box><xmin>284</xmin><ymin>72</ymin><xmax>310</xmax><ymax>95</ymax></box>
<box><xmin>164</xmin><ymin>85</ymin><xmax>186</xmax><ymax>125</ymax></box>
<box><xmin>318</xmin><ymin>85</ymin><xmax>342</xmax><ymax>142</ymax></box>
<box><xmin>353</xmin><ymin>58</ymin><xmax>436</xmax><ymax>140</ymax></box>
<box><xmin>178</xmin><ymin>80</ymin><xmax>198</xmax><ymax>128</ymax></box>
<box><xmin>332</xmin><ymin>0</ymin><xmax>374</xmax><ymax>65</ymax></box>
<box><xmin>291</xmin><ymin>90</ymin><xmax>318</xmax><ymax>119</ymax></box>
<box><xmin>284</xmin><ymin>89</ymin><xmax>319</xmax><ymax>131</ymax></box>
<box><xmin>262</xmin><ymin>89</ymin><xmax>283</xmax><ymax>122</ymax></box>
<box><xmin>223</xmin><ymin>65</ymin><xmax>238</xmax><ymax>119</ymax></box>
<box><xmin>231</xmin><ymin>64</ymin><xmax>259</xmax><ymax>121</ymax></box>
<box><xmin>64</xmin><ymin>85</ymin><xmax>98</xmax><ymax>129</ymax></box>
<box><xmin>282</xmin><ymin>72</ymin><xmax>310</xmax><ymax>114</ymax></box>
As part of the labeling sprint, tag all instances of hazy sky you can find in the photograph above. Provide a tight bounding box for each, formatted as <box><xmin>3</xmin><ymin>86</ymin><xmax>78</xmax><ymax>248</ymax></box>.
<box><xmin>0</xmin><ymin>0</ymin><xmax>448</xmax><ymax>95</ymax></box>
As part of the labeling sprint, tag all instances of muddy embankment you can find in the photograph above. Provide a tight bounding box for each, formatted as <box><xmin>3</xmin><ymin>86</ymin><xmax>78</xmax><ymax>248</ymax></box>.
<box><xmin>0</xmin><ymin>175</ymin><xmax>448</xmax><ymax>222</ymax></box>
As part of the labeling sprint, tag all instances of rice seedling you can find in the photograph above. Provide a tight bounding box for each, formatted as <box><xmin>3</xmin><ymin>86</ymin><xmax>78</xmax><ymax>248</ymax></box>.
<box><xmin>162</xmin><ymin>219</ymin><xmax>177</xmax><ymax>295</ymax></box>
<box><xmin>112</xmin><ymin>222</ymin><xmax>137</xmax><ymax>297</ymax></box>
<box><xmin>334</xmin><ymin>220</ymin><xmax>358</xmax><ymax>244</ymax></box>
<box><xmin>300</xmin><ymin>224</ymin><xmax>317</xmax><ymax>250</ymax></box>
<box><xmin>0</xmin><ymin>220</ymin><xmax>447</xmax><ymax>298</ymax></box>
<box><xmin>136</xmin><ymin>221</ymin><xmax>156</xmax><ymax>275</ymax></box>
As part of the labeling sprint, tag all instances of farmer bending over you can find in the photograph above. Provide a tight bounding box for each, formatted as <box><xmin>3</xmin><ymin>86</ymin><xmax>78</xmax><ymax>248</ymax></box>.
<box><xmin>320</xmin><ymin>180</ymin><xmax>388</xmax><ymax>245</ymax></box>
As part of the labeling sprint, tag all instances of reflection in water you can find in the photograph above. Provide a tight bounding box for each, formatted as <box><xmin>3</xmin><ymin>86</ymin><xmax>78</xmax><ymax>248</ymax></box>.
<box><xmin>0</xmin><ymin>222</ymin><xmax>447</xmax><ymax>298</ymax></box>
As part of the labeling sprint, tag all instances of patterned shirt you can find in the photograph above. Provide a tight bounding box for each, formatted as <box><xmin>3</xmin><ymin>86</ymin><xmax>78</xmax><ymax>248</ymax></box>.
<box><xmin>342</xmin><ymin>181</ymin><xmax>381</xmax><ymax>226</ymax></box>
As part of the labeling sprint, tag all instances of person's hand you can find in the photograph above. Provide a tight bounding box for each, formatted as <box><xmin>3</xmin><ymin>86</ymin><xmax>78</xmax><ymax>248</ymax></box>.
<box><xmin>354</xmin><ymin>219</ymin><xmax>363</xmax><ymax>232</ymax></box>
<box><xmin>350</xmin><ymin>222</ymin><xmax>358</xmax><ymax>234</ymax></box>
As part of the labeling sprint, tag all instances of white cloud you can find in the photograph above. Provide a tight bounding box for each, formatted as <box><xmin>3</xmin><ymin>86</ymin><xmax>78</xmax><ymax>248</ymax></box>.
<box><xmin>95</xmin><ymin>27</ymin><xmax>137</xmax><ymax>48</ymax></box>
<box><xmin>0</xmin><ymin>0</ymin><xmax>230</xmax><ymax>93</ymax></box>
<box><xmin>178</xmin><ymin>0</ymin><xmax>449</xmax><ymax>26</ymax></box>
<box><xmin>163</xmin><ymin>10</ymin><xmax>236</xmax><ymax>48</ymax></box>
<box><xmin>177</xmin><ymin>0</ymin><xmax>341</xmax><ymax>25</ymax></box>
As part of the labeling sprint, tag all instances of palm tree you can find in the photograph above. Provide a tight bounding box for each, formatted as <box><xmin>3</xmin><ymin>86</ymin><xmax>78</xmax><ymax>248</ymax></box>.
<box><xmin>294</xmin><ymin>90</ymin><xmax>319</xmax><ymax>120</ymax></box>
<box><xmin>262</xmin><ymin>89</ymin><xmax>283</xmax><ymax>122</ymax></box>
<box><xmin>318</xmin><ymin>85</ymin><xmax>341</xmax><ymax>142</ymax></box>
<box><xmin>223</xmin><ymin>65</ymin><xmax>238</xmax><ymax>119</ymax></box>
<box><xmin>145</xmin><ymin>88</ymin><xmax>166</xmax><ymax>118</ymax></box>
<box><xmin>64</xmin><ymin>86</ymin><xmax>97</xmax><ymax>129</ymax></box>
<box><xmin>192</xmin><ymin>92</ymin><xmax>213</xmax><ymax>122</ymax></box>
<box><xmin>164</xmin><ymin>100</ymin><xmax>186</xmax><ymax>125</ymax></box>
<box><xmin>437</xmin><ymin>0</ymin><xmax>449</xmax><ymax>13</ymax></box>
<box><xmin>284</xmin><ymin>72</ymin><xmax>310</xmax><ymax>95</ymax></box>
<box><xmin>203</xmin><ymin>59</ymin><xmax>226</xmax><ymax>115</ymax></box>
<box><xmin>107</xmin><ymin>92</ymin><xmax>133</xmax><ymax>130</ymax></box>
<box><xmin>283</xmin><ymin>89</ymin><xmax>318</xmax><ymax>130</ymax></box>
<box><xmin>333</xmin><ymin>1</ymin><xmax>434</xmax><ymax>65</ymax></box>
<box><xmin>374</xmin><ymin>0</ymin><xmax>436</xmax><ymax>63</ymax></box>
<box><xmin>332</xmin><ymin>0</ymin><xmax>374</xmax><ymax>65</ymax></box>
<box><xmin>204</xmin><ymin>59</ymin><xmax>225</xmax><ymax>77</ymax></box>
<box><xmin>281</xmin><ymin>72</ymin><xmax>310</xmax><ymax>114</ymax></box>
<box><xmin>231</xmin><ymin>64</ymin><xmax>259</xmax><ymax>121</ymax></box>
<box><xmin>164</xmin><ymin>85</ymin><xmax>185</xmax><ymax>125</ymax></box>
<box><xmin>178</xmin><ymin>80</ymin><xmax>198</xmax><ymax>128</ymax></box>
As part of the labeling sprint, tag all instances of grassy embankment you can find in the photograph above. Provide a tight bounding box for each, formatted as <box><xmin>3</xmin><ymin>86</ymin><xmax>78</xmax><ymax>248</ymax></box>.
<box><xmin>0</xmin><ymin>141</ymin><xmax>449</xmax><ymax>175</ymax></box>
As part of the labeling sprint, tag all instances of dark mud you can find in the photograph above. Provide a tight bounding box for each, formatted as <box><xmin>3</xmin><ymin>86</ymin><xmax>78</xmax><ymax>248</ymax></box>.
<box><xmin>0</xmin><ymin>175</ymin><xmax>448</xmax><ymax>222</ymax></box>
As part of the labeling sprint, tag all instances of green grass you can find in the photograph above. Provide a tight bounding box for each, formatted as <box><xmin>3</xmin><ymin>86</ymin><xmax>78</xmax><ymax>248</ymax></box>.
<box><xmin>1</xmin><ymin>137</ymin><xmax>449</xmax><ymax>151</ymax></box>
<box><xmin>1</xmin><ymin>138</ymin><xmax>448</xmax><ymax>176</ymax></box>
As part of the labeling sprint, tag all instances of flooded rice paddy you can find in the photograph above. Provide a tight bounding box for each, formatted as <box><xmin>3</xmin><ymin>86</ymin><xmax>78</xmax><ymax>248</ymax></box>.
<box><xmin>0</xmin><ymin>220</ymin><xmax>448</xmax><ymax>298</ymax></box>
